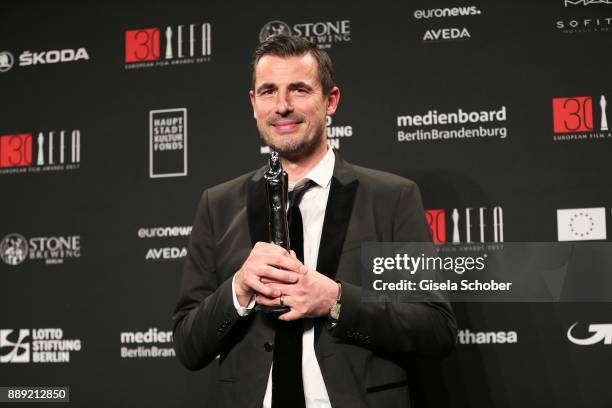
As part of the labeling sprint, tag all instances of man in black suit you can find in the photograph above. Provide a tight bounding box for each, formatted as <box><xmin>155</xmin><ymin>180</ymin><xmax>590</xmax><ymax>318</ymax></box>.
<box><xmin>173</xmin><ymin>35</ymin><xmax>456</xmax><ymax>408</ymax></box>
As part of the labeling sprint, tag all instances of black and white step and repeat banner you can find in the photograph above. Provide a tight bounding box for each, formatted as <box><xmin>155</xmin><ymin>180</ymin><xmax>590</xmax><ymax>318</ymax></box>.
<box><xmin>1</xmin><ymin>1</ymin><xmax>611</xmax><ymax>407</ymax></box>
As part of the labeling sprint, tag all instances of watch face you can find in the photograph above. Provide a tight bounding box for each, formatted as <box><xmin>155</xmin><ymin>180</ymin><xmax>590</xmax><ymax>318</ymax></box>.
<box><xmin>330</xmin><ymin>303</ymin><xmax>341</xmax><ymax>320</ymax></box>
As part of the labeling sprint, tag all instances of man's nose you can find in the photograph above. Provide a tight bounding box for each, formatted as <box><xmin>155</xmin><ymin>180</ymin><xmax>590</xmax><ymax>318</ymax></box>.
<box><xmin>275</xmin><ymin>90</ymin><xmax>294</xmax><ymax>115</ymax></box>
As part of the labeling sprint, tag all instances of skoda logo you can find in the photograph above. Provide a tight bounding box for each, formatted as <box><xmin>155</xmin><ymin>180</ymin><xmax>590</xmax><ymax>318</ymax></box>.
<box><xmin>259</xmin><ymin>21</ymin><xmax>292</xmax><ymax>42</ymax></box>
<box><xmin>0</xmin><ymin>233</ymin><xmax>28</xmax><ymax>265</ymax></box>
<box><xmin>0</xmin><ymin>51</ymin><xmax>14</xmax><ymax>73</ymax></box>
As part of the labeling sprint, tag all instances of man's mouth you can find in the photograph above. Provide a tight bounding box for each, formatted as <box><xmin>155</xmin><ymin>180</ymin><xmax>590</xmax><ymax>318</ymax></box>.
<box><xmin>271</xmin><ymin>120</ymin><xmax>302</xmax><ymax>133</ymax></box>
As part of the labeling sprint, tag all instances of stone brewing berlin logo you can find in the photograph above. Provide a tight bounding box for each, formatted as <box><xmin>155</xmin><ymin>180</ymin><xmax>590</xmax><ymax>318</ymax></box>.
<box><xmin>259</xmin><ymin>21</ymin><xmax>292</xmax><ymax>42</ymax></box>
<box><xmin>0</xmin><ymin>233</ymin><xmax>29</xmax><ymax>266</ymax></box>
<box><xmin>149</xmin><ymin>108</ymin><xmax>188</xmax><ymax>178</ymax></box>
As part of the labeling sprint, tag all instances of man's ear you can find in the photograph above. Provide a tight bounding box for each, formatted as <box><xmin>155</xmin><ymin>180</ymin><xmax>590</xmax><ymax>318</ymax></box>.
<box><xmin>249</xmin><ymin>90</ymin><xmax>257</xmax><ymax>119</ymax></box>
<box><xmin>325</xmin><ymin>86</ymin><xmax>340</xmax><ymax>116</ymax></box>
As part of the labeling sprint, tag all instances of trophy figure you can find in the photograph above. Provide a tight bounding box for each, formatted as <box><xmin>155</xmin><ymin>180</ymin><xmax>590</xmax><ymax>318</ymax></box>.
<box><xmin>255</xmin><ymin>151</ymin><xmax>291</xmax><ymax>314</ymax></box>
<box><xmin>601</xmin><ymin>95</ymin><xmax>608</xmax><ymax>131</ymax></box>
<box><xmin>165</xmin><ymin>27</ymin><xmax>173</xmax><ymax>59</ymax></box>
<box><xmin>37</xmin><ymin>132</ymin><xmax>45</xmax><ymax>165</ymax></box>
<box><xmin>452</xmin><ymin>208</ymin><xmax>460</xmax><ymax>243</ymax></box>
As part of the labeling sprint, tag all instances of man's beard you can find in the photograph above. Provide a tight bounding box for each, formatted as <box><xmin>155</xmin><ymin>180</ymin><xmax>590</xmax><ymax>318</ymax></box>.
<box><xmin>259</xmin><ymin>119</ymin><xmax>325</xmax><ymax>161</ymax></box>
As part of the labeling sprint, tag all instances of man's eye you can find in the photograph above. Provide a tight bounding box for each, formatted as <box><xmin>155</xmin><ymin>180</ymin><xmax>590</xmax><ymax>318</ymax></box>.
<box><xmin>259</xmin><ymin>89</ymin><xmax>274</xmax><ymax>96</ymax></box>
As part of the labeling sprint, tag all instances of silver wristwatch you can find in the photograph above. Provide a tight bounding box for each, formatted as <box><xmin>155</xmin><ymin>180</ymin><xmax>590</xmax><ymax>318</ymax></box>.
<box><xmin>328</xmin><ymin>281</ymin><xmax>342</xmax><ymax>322</ymax></box>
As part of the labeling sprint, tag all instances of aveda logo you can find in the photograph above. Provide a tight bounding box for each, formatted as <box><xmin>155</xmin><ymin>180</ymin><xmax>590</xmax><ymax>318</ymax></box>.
<box><xmin>423</xmin><ymin>27</ymin><xmax>471</xmax><ymax>41</ymax></box>
<box><xmin>145</xmin><ymin>247</ymin><xmax>187</xmax><ymax>260</ymax></box>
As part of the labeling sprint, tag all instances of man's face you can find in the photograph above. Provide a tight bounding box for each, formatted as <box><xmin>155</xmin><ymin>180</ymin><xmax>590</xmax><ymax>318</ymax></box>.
<box><xmin>249</xmin><ymin>53</ymin><xmax>339</xmax><ymax>160</ymax></box>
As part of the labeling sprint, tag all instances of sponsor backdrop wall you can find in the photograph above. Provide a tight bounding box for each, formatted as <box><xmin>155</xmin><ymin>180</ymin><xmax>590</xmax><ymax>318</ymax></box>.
<box><xmin>1</xmin><ymin>0</ymin><xmax>611</xmax><ymax>407</ymax></box>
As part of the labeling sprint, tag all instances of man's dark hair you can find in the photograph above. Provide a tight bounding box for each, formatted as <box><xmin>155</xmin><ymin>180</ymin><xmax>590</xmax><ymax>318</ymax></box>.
<box><xmin>250</xmin><ymin>35</ymin><xmax>336</xmax><ymax>96</ymax></box>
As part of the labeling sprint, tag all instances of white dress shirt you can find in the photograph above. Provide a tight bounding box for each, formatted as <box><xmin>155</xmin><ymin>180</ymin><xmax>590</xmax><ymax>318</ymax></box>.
<box><xmin>231</xmin><ymin>147</ymin><xmax>335</xmax><ymax>408</ymax></box>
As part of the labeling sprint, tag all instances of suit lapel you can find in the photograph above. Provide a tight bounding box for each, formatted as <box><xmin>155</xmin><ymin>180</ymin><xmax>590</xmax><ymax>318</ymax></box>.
<box><xmin>315</xmin><ymin>177</ymin><xmax>359</xmax><ymax>279</ymax></box>
<box><xmin>315</xmin><ymin>156</ymin><xmax>359</xmax><ymax>344</ymax></box>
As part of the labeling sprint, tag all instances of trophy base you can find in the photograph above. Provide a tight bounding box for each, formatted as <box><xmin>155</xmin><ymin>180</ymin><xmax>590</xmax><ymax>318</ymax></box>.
<box><xmin>255</xmin><ymin>304</ymin><xmax>290</xmax><ymax>315</ymax></box>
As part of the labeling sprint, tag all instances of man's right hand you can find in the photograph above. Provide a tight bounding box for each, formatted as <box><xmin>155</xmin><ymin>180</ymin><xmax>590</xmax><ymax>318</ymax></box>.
<box><xmin>234</xmin><ymin>242</ymin><xmax>307</xmax><ymax>307</ymax></box>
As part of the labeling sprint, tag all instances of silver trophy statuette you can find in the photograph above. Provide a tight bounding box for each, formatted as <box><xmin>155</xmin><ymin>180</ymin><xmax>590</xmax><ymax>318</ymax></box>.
<box><xmin>256</xmin><ymin>151</ymin><xmax>291</xmax><ymax>315</ymax></box>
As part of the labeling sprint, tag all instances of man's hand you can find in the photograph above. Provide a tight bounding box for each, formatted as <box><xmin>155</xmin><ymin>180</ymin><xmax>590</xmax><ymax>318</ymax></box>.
<box><xmin>234</xmin><ymin>242</ymin><xmax>307</xmax><ymax>307</ymax></box>
<box><xmin>256</xmin><ymin>266</ymin><xmax>340</xmax><ymax>321</ymax></box>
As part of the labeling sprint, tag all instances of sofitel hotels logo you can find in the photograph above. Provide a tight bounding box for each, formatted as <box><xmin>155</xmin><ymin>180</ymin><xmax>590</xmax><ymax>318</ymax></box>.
<box><xmin>125</xmin><ymin>23</ymin><xmax>211</xmax><ymax>69</ymax></box>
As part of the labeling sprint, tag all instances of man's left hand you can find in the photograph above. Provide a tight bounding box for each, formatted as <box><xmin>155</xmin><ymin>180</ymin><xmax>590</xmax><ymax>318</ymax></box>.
<box><xmin>256</xmin><ymin>267</ymin><xmax>339</xmax><ymax>321</ymax></box>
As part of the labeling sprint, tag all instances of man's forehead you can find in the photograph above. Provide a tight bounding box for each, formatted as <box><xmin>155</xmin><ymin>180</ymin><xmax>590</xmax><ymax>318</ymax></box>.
<box><xmin>254</xmin><ymin>54</ymin><xmax>319</xmax><ymax>86</ymax></box>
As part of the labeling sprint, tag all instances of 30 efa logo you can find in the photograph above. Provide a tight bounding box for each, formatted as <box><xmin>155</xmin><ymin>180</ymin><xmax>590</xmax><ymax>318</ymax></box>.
<box><xmin>425</xmin><ymin>207</ymin><xmax>504</xmax><ymax>245</ymax></box>
<box><xmin>557</xmin><ymin>207</ymin><xmax>607</xmax><ymax>241</ymax></box>
<box><xmin>0</xmin><ymin>233</ymin><xmax>81</xmax><ymax>266</ymax></box>
<box><xmin>0</xmin><ymin>328</ymin><xmax>82</xmax><ymax>363</ymax></box>
<box><xmin>0</xmin><ymin>130</ymin><xmax>81</xmax><ymax>175</ymax></box>
<box><xmin>149</xmin><ymin>109</ymin><xmax>187</xmax><ymax>178</ymax></box>
<box><xmin>125</xmin><ymin>23</ymin><xmax>211</xmax><ymax>69</ymax></box>
<box><xmin>552</xmin><ymin>94</ymin><xmax>610</xmax><ymax>141</ymax></box>
<box><xmin>567</xmin><ymin>322</ymin><xmax>612</xmax><ymax>345</ymax></box>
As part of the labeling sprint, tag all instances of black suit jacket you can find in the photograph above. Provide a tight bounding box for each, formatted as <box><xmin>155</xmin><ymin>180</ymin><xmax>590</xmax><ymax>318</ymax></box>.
<box><xmin>173</xmin><ymin>156</ymin><xmax>457</xmax><ymax>408</ymax></box>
